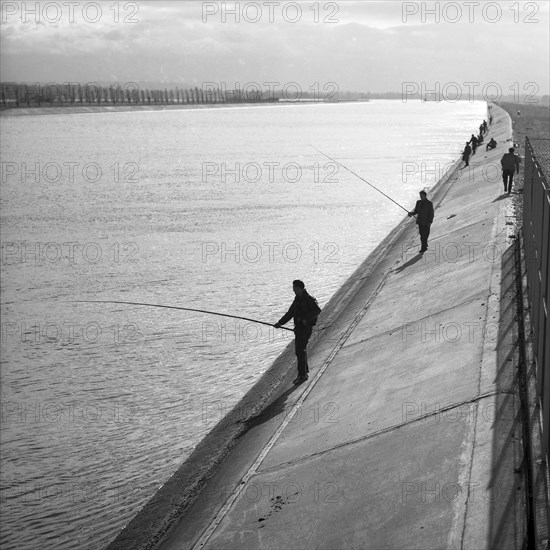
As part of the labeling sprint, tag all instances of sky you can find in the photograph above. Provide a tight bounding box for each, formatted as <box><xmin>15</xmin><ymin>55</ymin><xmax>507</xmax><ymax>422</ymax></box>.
<box><xmin>1</xmin><ymin>0</ymin><xmax>549</xmax><ymax>98</ymax></box>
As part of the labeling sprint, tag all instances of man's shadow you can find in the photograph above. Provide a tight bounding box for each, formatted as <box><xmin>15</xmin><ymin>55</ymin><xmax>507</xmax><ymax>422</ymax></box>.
<box><xmin>492</xmin><ymin>193</ymin><xmax>510</xmax><ymax>202</ymax></box>
<box><xmin>394</xmin><ymin>253</ymin><xmax>423</xmax><ymax>273</ymax></box>
<box><xmin>244</xmin><ymin>385</ymin><xmax>301</xmax><ymax>430</ymax></box>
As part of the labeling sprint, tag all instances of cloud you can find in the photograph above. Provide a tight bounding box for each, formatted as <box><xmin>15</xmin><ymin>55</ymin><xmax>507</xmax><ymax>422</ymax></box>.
<box><xmin>1</xmin><ymin>1</ymin><xmax>548</xmax><ymax>94</ymax></box>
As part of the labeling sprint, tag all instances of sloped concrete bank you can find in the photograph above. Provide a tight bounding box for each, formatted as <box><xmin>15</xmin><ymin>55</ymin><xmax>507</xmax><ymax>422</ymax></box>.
<box><xmin>105</xmin><ymin>149</ymin><xmax>459</xmax><ymax>550</ymax></box>
<box><xmin>107</xmin><ymin>104</ymin><xmax>530</xmax><ymax>550</ymax></box>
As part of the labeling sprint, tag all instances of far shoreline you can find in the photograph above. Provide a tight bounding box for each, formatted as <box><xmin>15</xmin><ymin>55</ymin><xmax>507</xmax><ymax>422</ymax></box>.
<box><xmin>0</xmin><ymin>99</ymin><xmax>368</xmax><ymax>117</ymax></box>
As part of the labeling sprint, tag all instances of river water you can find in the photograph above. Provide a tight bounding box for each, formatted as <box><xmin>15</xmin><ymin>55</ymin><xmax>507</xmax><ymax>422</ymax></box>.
<box><xmin>0</xmin><ymin>100</ymin><xmax>486</xmax><ymax>549</ymax></box>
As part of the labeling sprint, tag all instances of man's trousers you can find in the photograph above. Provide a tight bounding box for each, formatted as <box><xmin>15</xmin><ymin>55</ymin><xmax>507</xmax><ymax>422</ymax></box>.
<box><xmin>294</xmin><ymin>326</ymin><xmax>313</xmax><ymax>377</ymax></box>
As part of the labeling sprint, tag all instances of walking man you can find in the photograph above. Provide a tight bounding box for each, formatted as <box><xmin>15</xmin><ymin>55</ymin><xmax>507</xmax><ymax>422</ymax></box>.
<box><xmin>408</xmin><ymin>190</ymin><xmax>434</xmax><ymax>254</ymax></box>
<box><xmin>274</xmin><ymin>280</ymin><xmax>321</xmax><ymax>384</ymax></box>
<box><xmin>500</xmin><ymin>147</ymin><xmax>521</xmax><ymax>194</ymax></box>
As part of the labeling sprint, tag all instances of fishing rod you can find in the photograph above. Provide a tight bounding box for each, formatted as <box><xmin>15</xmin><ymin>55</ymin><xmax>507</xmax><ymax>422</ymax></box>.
<box><xmin>72</xmin><ymin>300</ymin><xmax>294</xmax><ymax>331</ymax></box>
<box><xmin>310</xmin><ymin>145</ymin><xmax>412</xmax><ymax>214</ymax></box>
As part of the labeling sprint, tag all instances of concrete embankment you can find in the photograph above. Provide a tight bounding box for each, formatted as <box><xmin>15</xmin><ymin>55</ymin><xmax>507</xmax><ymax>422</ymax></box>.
<box><xmin>108</xmin><ymin>104</ymin><xmax>531</xmax><ymax>550</ymax></box>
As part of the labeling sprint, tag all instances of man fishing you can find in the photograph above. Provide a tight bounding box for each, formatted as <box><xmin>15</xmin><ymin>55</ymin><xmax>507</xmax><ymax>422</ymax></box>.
<box><xmin>274</xmin><ymin>280</ymin><xmax>321</xmax><ymax>385</ymax></box>
<box><xmin>461</xmin><ymin>142</ymin><xmax>472</xmax><ymax>168</ymax></box>
<box><xmin>408</xmin><ymin>190</ymin><xmax>434</xmax><ymax>254</ymax></box>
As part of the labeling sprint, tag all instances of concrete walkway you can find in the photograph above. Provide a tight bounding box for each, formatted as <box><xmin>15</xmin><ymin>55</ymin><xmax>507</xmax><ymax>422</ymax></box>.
<box><xmin>153</xmin><ymin>105</ymin><xmax>528</xmax><ymax>550</ymax></box>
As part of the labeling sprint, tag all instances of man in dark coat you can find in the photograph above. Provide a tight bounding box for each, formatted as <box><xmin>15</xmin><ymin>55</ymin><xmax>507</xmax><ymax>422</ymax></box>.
<box><xmin>274</xmin><ymin>280</ymin><xmax>321</xmax><ymax>384</ymax></box>
<box><xmin>486</xmin><ymin>138</ymin><xmax>497</xmax><ymax>151</ymax></box>
<box><xmin>408</xmin><ymin>190</ymin><xmax>434</xmax><ymax>254</ymax></box>
<box><xmin>462</xmin><ymin>142</ymin><xmax>472</xmax><ymax>167</ymax></box>
<box><xmin>500</xmin><ymin>147</ymin><xmax>521</xmax><ymax>194</ymax></box>
<box><xmin>469</xmin><ymin>134</ymin><xmax>478</xmax><ymax>154</ymax></box>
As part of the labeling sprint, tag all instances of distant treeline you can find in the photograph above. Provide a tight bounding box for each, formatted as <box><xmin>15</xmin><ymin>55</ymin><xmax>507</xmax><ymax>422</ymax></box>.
<box><xmin>0</xmin><ymin>82</ymin><xmax>418</xmax><ymax>109</ymax></box>
<box><xmin>1</xmin><ymin>82</ymin><xmax>265</xmax><ymax>107</ymax></box>
<box><xmin>2</xmin><ymin>83</ymin><xmax>549</xmax><ymax>110</ymax></box>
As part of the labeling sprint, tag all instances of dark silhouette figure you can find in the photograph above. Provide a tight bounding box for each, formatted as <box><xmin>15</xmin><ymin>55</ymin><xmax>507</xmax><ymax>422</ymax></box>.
<box><xmin>408</xmin><ymin>190</ymin><xmax>434</xmax><ymax>254</ymax></box>
<box><xmin>482</xmin><ymin>120</ymin><xmax>488</xmax><ymax>133</ymax></box>
<box><xmin>462</xmin><ymin>142</ymin><xmax>472</xmax><ymax>167</ymax></box>
<box><xmin>477</xmin><ymin>133</ymin><xmax>484</xmax><ymax>145</ymax></box>
<box><xmin>274</xmin><ymin>280</ymin><xmax>321</xmax><ymax>384</ymax></box>
<box><xmin>486</xmin><ymin>138</ymin><xmax>497</xmax><ymax>151</ymax></box>
<box><xmin>500</xmin><ymin>148</ymin><xmax>521</xmax><ymax>194</ymax></box>
<box><xmin>469</xmin><ymin>134</ymin><xmax>478</xmax><ymax>154</ymax></box>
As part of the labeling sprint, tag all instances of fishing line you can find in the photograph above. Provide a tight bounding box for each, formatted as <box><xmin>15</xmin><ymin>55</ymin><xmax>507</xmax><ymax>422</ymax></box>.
<box><xmin>310</xmin><ymin>145</ymin><xmax>412</xmax><ymax>214</ymax></box>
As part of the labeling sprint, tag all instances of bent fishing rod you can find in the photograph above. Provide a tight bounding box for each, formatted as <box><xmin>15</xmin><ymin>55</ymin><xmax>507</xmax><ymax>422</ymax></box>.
<box><xmin>310</xmin><ymin>145</ymin><xmax>412</xmax><ymax>214</ymax></box>
<box><xmin>72</xmin><ymin>300</ymin><xmax>295</xmax><ymax>331</ymax></box>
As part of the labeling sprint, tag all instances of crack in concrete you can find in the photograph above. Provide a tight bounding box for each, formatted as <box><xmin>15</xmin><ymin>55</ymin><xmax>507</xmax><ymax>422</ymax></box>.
<box><xmin>341</xmin><ymin>290</ymin><xmax>489</xmax><ymax>349</ymax></box>
<box><xmin>257</xmin><ymin>389</ymin><xmax>505</xmax><ymax>477</ymax></box>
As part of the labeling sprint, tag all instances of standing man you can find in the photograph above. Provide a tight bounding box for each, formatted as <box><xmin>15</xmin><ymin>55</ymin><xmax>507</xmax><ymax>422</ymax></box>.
<box><xmin>469</xmin><ymin>134</ymin><xmax>478</xmax><ymax>155</ymax></box>
<box><xmin>408</xmin><ymin>190</ymin><xmax>434</xmax><ymax>254</ymax></box>
<box><xmin>274</xmin><ymin>280</ymin><xmax>321</xmax><ymax>384</ymax></box>
<box><xmin>462</xmin><ymin>142</ymin><xmax>472</xmax><ymax>168</ymax></box>
<box><xmin>500</xmin><ymin>147</ymin><xmax>521</xmax><ymax>194</ymax></box>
